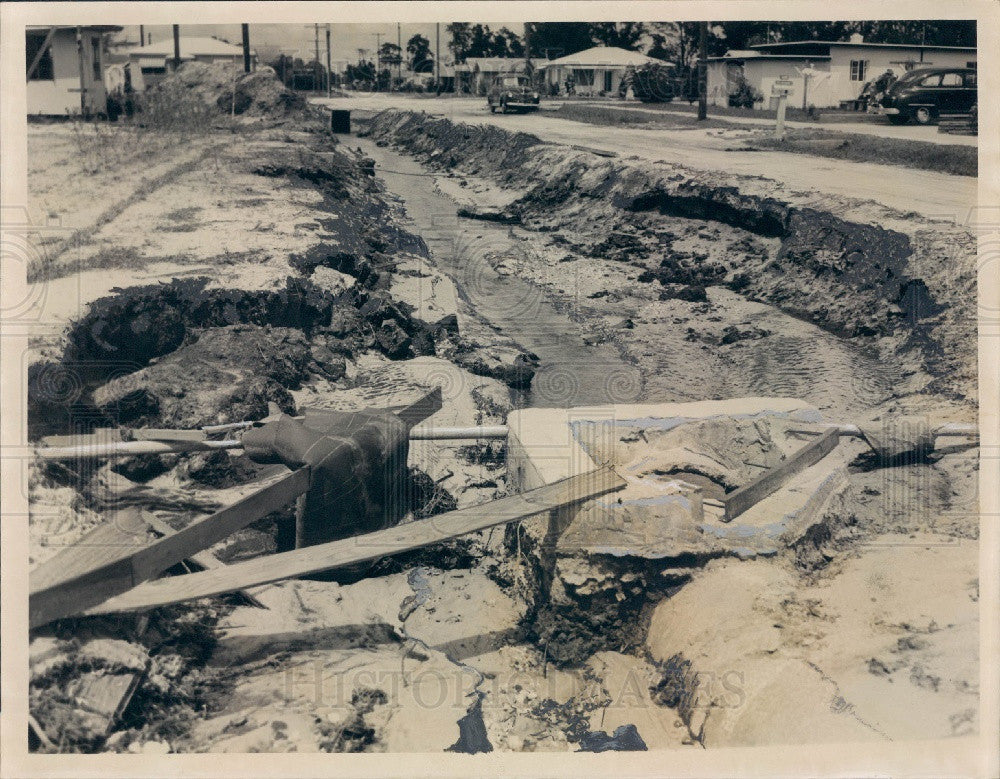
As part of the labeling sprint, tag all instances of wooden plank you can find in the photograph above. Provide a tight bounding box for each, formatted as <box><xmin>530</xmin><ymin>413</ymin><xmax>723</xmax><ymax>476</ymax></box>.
<box><xmin>723</xmin><ymin>428</ymin><xmax>839</xmax><ymax>522</ymax></box>
<box><xmin>389</xmin><ymin>386</ymin><xmax>443</xmax><ymax>427</ymax></box>
<box><xmin>141</xmin><ymin>511</ymin><xmax>268</xmax><ymax>609</ymax></box>
<box><xmin>29</xmin><ymin>468</ymin><xmax>309</xmax><ymax>629</ymax></box>
<box><xmin>86</xmin><ymin>466</ymin><xmax>626</xmax><ymax>616</ymax></box>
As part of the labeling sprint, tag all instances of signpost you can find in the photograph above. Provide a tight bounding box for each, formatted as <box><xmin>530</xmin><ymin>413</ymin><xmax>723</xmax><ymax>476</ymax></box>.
<box><xmin>772</xmin><ymin>75</ymin><xmax>794</xmax><ymax>138</ymax></box>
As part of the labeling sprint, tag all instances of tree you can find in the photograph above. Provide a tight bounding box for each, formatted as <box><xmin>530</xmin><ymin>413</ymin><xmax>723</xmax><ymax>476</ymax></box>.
<box><xmin>589</xmin><ymin>22</ymin><xmax>647</xmax><ymax>50</ymax></box>
<box><xmin>524</xmin><ymin>22</ymin><xmax>593</xmax><ymax>58</ymax></box>
<box><xmin>447</xmin><ymin>22</ymin><xmax>473</xmax><ymax>62</ymax></box>
<box><xmin>379</xmin><ymin>42</ymin><xmax>402</xmax><ymax>67</ymax></box>
<box><xmin>407</xmin><ymin>33</ymin><xmax>433</xmax><ymax>73</ymax></box>
<box><xmin>647</xmin><ymin>33</ymin><xmax>671</xmax><ymax>61</ymax></box>
<box><xmin>494</xmin><ymin>27</ymin><xmax>524</xmax><ymax>57</ymax></box>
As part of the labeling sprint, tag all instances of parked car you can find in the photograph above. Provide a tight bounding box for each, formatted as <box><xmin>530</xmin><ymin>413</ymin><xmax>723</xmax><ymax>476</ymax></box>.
<box><xmin>487</xmin><ymin>75</ymin><xmax>540</xmax><ymax>114</ymax></box>
<box><xmin>878</xmin><ymin>67</ymin><xmax>977</xmax><ymax>125</ymax></box>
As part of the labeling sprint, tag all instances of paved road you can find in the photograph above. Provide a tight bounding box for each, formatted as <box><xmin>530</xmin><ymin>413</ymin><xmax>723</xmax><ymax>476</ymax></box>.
<box><xmin>315</xmin><ymin>94</ymin><xmax>976</xmax><ymax>220</ymax></box>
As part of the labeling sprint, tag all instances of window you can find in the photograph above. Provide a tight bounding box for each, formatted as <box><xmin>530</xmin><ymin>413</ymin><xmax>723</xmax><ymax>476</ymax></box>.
<box><xmin>964</xmin><ymin>72</ymin><xmax>977</xmax><ymax>88</ymax></box>
<box><xmin>849</xmin><ymin>59</ymin><xmax>868</xmax><ymax>81</ymax></box>
<box><xmin>92</xmin><ymin>37</ymin><xmax>101</xmax><ymax>81</ymax></box>
<box><xmin>940</xmin><ymin>72</ymin><xmax>962</xmax><ymax>86</ymax></box>
<box><xmin>26</xmin><ymin>32</ymin><xmax>54</xmax><ymax>80</ymax></box>
<box><xmin>966</xmin><ymin>61</ymin><xmax>976</xmax><ymax>69</ymax></box>
<box><xmin>919</xmin><ymin>74</ymin><xmax>941</xmax><ymax>87</ymax></box>
<box><xmin>572</xmin><ymin>69</ymin><xmax>595</xmax><ymax>87</ymax></box>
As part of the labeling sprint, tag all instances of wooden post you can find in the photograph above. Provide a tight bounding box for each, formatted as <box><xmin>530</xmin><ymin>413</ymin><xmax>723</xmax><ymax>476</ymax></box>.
<box><xmin>76</xmin><ymin>26</ymin><xmax>87</xmax><ymax>116</ymax></box>
<box><xmin>435</xmin><ymin>23</ymin><xmax>440</xmax><ymax>88</ymax></box>
<box><xmin>241</xmin><ymin>23</ymin><xmax>251</xmax><ymax>73</ymax></box>
<box><xmin>172</xmin><ymin>24</ymin><xmax>181</xmax><ymax>71</ymax></box>
<box><xmin>775</xmin><ymin>92</ymin><xmax>787</xmax><ymax>137</ymax></box>
<box><xmin>139</xmin><ymin>25</ymin><xmax>144</xmax><ymax>47</ymax></box>
<box><xmin>697</xmin><ymin>21</ymin><xmax>708</xmax><ymax>120</ymax></box>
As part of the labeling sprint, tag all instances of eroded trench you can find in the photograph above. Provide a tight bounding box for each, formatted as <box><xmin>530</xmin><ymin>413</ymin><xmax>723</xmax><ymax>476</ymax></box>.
<box><xmin>28</xmin><ymin>108</ymin><xmax>978</xmax><ymax>753</ymax></box>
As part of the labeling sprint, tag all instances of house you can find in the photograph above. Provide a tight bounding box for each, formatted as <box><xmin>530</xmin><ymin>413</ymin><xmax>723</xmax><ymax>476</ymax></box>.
<box><xmin>454</xmin><ymin>57</ymin><xmax>547</xmax><ymax>95</ymax></box>
<box><xmin>124</xmin><ymin>36</ymin><xmax>257</xmax><ymax>89</ymax></box>
<box><xmin>26</xmin><ymin>25</ymin><xmax>123</xmax><ymax>116</ymax></box>
<box><xmin>539</xmin><ymin>46</ymin><xmax>672</xmax><ymax>96</ymax></box>
<box><xmin>706</xmin><ymin>35</ymin><xmax>976</xmax><ymax>109</ymax></box>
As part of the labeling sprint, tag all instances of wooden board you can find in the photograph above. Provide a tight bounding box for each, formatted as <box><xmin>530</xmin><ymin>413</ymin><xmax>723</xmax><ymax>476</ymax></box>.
<box><xmin>141</xmin><ymin>511</ymin><xmax>267</xmax><ymax>608</ymax></box>
<box><xmin>86</xmin><ymin>466</ymin><xmax>626</xmax><ymax>616</ymax></box>
<box><xmin>30</xmin><ymin>468</ymin><xmax>309</xmax><ymax>629</ymax></box>
<box><xmin>723</xmin><ymin>428</ymin><xmax>840</xmax><ymax>522</ymax></box>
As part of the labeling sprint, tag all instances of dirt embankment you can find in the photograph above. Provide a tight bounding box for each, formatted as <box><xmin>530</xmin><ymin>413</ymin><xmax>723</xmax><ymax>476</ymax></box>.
<box><xmin>364</xmin><ymin>110</ymin><xmax>977</xmax><ymax>409</ymax></box>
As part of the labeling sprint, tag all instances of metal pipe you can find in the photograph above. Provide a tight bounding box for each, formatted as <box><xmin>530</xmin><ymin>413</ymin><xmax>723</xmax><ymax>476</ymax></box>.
<box><xmin>791</xmin><ymin>423</ymin><xmax>978</xmax><ymax>438</ymax></box>
<box><xmin>36</xmin><ymin>426</ymin><xmax>511</xmax><ymax>461</ymax></box>
<box><xmin>408</xmin><ymin>425</ymin><xmax>509</xmax><ymax>440</ymax></box>
<box><xmin>36</xmin><ymin>438</ymin><xmax>243</xmax><ymax>460</ymax></box>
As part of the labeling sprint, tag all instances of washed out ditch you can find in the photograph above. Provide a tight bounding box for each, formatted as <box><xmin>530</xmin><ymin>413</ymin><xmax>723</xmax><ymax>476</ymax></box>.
<box><xmin>26</xmin><ymin>66</ymin><xmax>979</xmax><ymax>754</ymax></box>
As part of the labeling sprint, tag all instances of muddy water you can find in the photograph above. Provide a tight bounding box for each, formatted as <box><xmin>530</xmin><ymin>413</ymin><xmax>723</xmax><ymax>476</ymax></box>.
<box><xmin>357</xmin><ymin>138</ymin><xmax>641</xmax><ymax>408</ymax></box>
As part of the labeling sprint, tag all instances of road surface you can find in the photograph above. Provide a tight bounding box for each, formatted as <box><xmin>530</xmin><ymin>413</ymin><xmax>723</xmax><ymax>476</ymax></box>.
<box><xmin>314</xmin><ymin>94</ymin><xmax>976</xmax><ymax>220</ymax></box>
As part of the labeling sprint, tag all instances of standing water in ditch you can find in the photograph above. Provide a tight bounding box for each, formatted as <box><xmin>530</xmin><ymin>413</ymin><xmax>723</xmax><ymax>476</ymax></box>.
<box><xmin>355</xmin><ymin>137</ymin><xmax>642</xmax><ymax>408</ymax></box>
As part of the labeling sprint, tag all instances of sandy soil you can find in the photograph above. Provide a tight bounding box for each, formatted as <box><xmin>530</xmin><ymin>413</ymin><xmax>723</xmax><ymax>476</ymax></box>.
<box><xmin>25</xmin><ymin>70</ymin><xmax>979</xmax><ymax>755</ymax></box>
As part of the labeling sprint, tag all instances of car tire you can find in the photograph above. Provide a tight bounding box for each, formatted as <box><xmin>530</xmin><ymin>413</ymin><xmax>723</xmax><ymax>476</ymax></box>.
<box><xmin>912</xmin><ymin>106</ymin><xmax>934</xmax><ymax>125</ymax></box>
<box><xmin>887</xmin><ymin>114</ymin><xmax>909</xmax><ymax>125</ymax></box>
<box><xmin>489</xmin><ymin>104</ymin><xmax>496</xmax><ymax>113</ymax></box>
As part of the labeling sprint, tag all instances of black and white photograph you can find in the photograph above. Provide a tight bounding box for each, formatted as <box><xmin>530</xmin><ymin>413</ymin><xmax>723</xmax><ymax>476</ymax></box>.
<box><xmin>1</xmin><ymin>2</ymin><xmax>997</xmax><ymax>775</ymax></box>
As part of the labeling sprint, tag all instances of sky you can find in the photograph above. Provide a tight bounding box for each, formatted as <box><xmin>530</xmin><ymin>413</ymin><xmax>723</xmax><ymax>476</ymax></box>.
<box><xmin>117</xmin><ymin>23</ymin><xmax>526</xmax><ymax>66</ymax></box>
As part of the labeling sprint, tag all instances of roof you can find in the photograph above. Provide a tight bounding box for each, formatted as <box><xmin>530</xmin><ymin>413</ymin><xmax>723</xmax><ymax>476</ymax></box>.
<box><xmin>540</xmin><ymin>46</ymin><xmax>672</xmax><ymax>68</ymax></box>
<box><xmin>27</xmin><ymin>25</ymin><xmax>123</xmax><ymax>33</ymax></box>
<box><xmin>708</xmin><ymin>53</ymin><xmax>830</xmax><ymax>62</ymax></box>
<box><xmin>124</xmin><ymin>36</ymin><xmax>254</xmax><ymax>59</ymax></box>
<box><xmin>455</xmin><ymin>57</ymin><xmax>547</xmax><ymax>72</ymax></box>
<box><xmin>752</xmin><ymin>40</ymin><xmax>976</xmax><ymax>53</ymax></box>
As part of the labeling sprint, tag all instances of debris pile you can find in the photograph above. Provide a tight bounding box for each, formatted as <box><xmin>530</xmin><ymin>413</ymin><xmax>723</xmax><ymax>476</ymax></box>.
<box><xmin>157</xmin><ymin>62</ymin><xmax>307</xmax><ymax>119</ymax></box>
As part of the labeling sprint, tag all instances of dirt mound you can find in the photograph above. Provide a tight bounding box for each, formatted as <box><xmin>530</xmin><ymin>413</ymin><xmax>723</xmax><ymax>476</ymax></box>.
<box><xmin>91</xmin><ymin>325</ymin><xmax>311</xmax><ymax>428</ymax></box>
<box><xmin>157</xmin><ymin>62</ymin><xmax>306</xmax><ymax>118</ymax></box>
<box><xmin>364</xmin><ymin>110</ymin><xmax>542</xmax><ymax>181</ymax></box>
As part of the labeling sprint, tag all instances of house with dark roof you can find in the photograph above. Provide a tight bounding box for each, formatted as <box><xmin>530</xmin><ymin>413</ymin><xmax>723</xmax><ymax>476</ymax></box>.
<box><xmin>706</xmin><ymin>34</ymin><xmax>976</xmax><ymax>109</ymax></box>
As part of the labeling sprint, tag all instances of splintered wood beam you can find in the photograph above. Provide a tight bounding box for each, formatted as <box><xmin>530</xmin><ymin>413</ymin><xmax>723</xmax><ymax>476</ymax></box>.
<box><xmin>29</xmin><ymin>468</ymin><xmax>309</xmax><ymax>629</ymax></box>
<box><xmin>86</xmin><ymin>466</ymin><xmax>627</xmax><ymax>617</ymax></box>
<box><xmin>723</xmin><ymin>428</ymin><xmax>840</xmax><ymax>522</ymax></box>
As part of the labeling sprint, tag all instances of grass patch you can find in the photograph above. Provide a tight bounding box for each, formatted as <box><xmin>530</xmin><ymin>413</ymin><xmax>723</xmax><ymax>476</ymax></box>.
<box><xmin>555</xmin><ymin>103</ymin><xmax>729</xmax><ymax>129</ymax></box>
<box><xmin>745</xmin><ymin>128</ymin><xmax>976</xmax><ymax>177</ymax></box>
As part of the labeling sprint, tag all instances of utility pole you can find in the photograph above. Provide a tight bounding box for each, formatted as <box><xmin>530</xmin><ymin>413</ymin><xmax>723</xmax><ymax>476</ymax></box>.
<box><xmin>173</xmin><ymin>24</ymin><xmax>181</xmax><ymax>72</ymax></box>
<box><xmin>139</xmin><ymin>25</ymin><xmax>144</xmax><ymax>47</ymax></box>
<box><xmin>314</xmin><ymin>23</ymin><xmax>320</xmax><ymax>93</ymax></box>
<box><xmin>435</xmin><ymin>23</ymin><xmax>441</xmax><ymax>88</ymax></box>
<box><xmin>325</xmin><ymin>24</ymin><xmax>332</xmax><ymax>96</ymax></box>
<box><xmin>374</xmin><ymin>32</ymin><xmax>383</xmax><ymax>92</ymax></box>
<box><xmin>697</xmin><ymin>21</ymin><xmax>708</xmax><ymax>120</ymax></box>
<box><xmin>397</xmin><ymin>22</ymin><xmax>402</xmax><ymax>85</ymax></box>
<box><xmin>241</xmin><ymin>24</ymin><xmax>251</xmax><ymax>73</ymax></box>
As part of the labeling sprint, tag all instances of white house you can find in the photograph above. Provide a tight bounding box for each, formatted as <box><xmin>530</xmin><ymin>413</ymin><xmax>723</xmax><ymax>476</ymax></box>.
<box><xmin>540</xmin><ymin>46</ymin><xmax>672</xmax><ymax>97</ymax></box>
<box><xmin>707</xmin><ymin>36</ymin><xmax>976</xmax><ymax>109</ymax></box>
<box><xmin>26</xmin><ymin>25</ymin><xmax>123</xmax><ymax>116</ymax></box>
<box><xmin>124</xmin><ymin>36</ymin><xmax>257</xmax><ymax>89</ymax></box>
